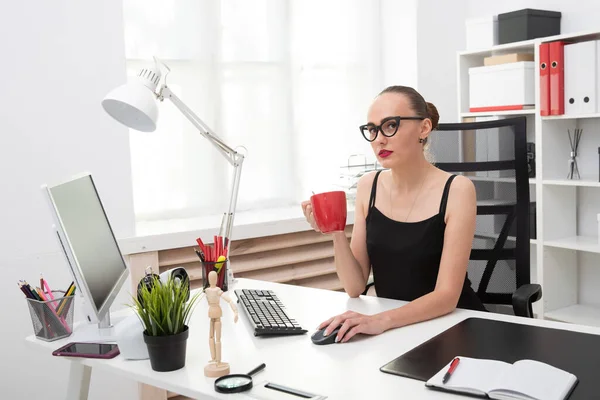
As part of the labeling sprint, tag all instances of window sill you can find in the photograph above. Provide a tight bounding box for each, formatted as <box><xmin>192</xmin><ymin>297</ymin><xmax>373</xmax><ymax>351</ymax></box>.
<box><xmin>118</xmin><ymin>203</ymin><xmax>357</xmax><ymax>255</ymax></box>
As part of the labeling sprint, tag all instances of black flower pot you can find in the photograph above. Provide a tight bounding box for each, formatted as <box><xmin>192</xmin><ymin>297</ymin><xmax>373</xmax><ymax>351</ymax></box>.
<box><xmin>143</xmin><ymin>326</ymin><xmax>189</xmax><ymax>372</ymax></box>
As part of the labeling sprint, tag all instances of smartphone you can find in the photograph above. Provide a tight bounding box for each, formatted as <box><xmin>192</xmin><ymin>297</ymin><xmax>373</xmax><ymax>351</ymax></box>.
<box><xmin>52</xmin><ymin>342</ymin><xmax>120</xmax><ymax>359</ymax></box>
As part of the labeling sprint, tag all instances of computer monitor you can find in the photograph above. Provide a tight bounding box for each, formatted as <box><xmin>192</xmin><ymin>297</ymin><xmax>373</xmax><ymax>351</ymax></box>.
<box><xmin>42</xmin><ymin>173</ymin><xmax>129</xmax><ymax>331</ymax></box>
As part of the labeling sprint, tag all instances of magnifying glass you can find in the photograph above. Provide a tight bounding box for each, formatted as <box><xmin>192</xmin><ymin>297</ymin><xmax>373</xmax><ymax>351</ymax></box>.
<box><xmin>214</xmin><ymin>363</ymin><xmax>266</xmax><ymax>394</ymax></box>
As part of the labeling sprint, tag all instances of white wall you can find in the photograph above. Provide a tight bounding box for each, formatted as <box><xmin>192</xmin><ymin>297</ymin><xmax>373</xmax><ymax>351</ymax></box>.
<box><xmin>380</xmin><ymin>0</ymin><xmax>418</xmax><ymax>89</ymax></box>
<box><xmin>416</xmin><ymin>0</ymin><xmax>467</xmax><ymax>122</ymax></box>
<box><xmin>416</xmin><ymin>0</ymin><xmax>468</xmax><ymax>163</ymax></box>
<box><xmin>0</xmin><ymin>1</ymin><xmax>136</xmax><ymax>399</ymax></box>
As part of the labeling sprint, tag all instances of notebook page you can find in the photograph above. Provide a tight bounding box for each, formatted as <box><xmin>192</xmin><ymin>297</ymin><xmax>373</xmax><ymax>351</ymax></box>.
<box><xmin>426</xmin><ymin>356</ymin><xmax>511</xmax><ymax>395</ymax></box>
<box><xmin>490</xmin><ymin>359</ymin><xmax>577</xmax><ymax>400</ymax></box>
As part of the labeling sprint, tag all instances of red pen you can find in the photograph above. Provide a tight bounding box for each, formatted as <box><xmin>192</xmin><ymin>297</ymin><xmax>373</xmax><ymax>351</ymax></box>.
<box><xmin>443</xmin><ymin>357</ymin><xmax>460</xmax><ymax>384</ymax></box>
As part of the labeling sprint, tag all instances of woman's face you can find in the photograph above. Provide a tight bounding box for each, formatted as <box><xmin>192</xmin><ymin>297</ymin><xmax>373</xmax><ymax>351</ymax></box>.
<box><xmin>365</xmin><ymin>93</ymin><xmax>429</xmax><ymax>168</ymax></box>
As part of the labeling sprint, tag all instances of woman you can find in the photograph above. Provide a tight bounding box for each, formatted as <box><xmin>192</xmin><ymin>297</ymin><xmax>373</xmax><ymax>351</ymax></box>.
<box><xmin>301</xmin><ymin>86</ymin><xmax>485</xmax><ymax>344</ymax></box>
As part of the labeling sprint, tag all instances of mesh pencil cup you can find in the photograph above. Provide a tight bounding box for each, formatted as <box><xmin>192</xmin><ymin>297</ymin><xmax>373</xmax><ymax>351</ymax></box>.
<box><xmin>201</xmin><ymin>259</ymin><xmax>229</xmax><ymax>292</ymax></box>
<box><xmin>26</xmin><ymin>290</ymin><xmax>74</xmax><ymax>341</ymax></box>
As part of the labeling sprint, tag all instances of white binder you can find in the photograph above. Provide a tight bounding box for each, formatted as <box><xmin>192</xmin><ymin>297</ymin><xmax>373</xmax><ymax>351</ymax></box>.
<box><xmin>564</xmin><ymin>40</ymin><xmax>597</xmax><ymax>115</ymax></box>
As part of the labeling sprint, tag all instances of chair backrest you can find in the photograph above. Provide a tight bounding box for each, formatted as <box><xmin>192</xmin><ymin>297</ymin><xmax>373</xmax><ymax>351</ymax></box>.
<box><xmin>435</xmin><ymin>117</ymin><xmax>531</xmax><ymax>307</ymax></box>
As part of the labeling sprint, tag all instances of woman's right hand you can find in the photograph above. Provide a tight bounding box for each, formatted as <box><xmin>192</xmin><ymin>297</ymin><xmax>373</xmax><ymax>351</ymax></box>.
<box><xmin>301</xmin><ymin>201</ymin><xmax>321</xmax><ymax>233</ymax></box>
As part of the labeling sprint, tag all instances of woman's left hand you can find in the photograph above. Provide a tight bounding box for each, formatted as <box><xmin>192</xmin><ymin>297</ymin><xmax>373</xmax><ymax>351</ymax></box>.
<box><xmin>318</xmin><ymin>311</ymin><xmax>390</xmax><ymax>343</ymax></box>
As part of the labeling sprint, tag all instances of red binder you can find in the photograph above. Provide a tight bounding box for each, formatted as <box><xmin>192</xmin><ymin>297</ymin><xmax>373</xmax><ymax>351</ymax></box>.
<box><xmin>539</xmin><ymin>43</ymin><xmax>550</xmax><ymax>116</ymax></box>
<box><xmin>549</xmin><ymin>41</ymin><xmax>565</xmax><ymax>115</ymax></box>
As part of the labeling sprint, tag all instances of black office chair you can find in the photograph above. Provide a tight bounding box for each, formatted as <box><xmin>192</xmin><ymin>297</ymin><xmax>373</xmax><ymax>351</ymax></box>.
<box><xmin>434</xmin><ymin>116</ymin><xmax>541</xmax><ymax>318</ymax></box>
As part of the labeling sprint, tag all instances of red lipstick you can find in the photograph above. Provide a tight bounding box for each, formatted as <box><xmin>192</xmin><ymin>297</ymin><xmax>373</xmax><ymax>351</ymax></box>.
<box><xmin>379</xmin><ymin>150</ymin><xmax>393</xmax><ymax>158</ymax></box>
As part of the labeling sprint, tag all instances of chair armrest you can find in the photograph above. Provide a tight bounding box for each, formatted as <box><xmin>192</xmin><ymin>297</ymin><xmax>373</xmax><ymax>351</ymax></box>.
<box><xmin>512</xmin><ymin>284</ymin><xmax>542</xmax><ymax>318</ymax></box>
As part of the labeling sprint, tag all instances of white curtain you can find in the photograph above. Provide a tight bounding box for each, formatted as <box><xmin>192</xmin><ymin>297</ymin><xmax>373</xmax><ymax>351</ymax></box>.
<box><xmin>124</xmin><ymin>0</ymin><xmax>380</xmax><ymax>221</ymax></box>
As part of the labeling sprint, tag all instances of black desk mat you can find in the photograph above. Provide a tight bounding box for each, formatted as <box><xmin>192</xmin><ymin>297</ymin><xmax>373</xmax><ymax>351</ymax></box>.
<box><xmin>380</xmin><ymin>317</ymin><xmax>600</xmax><ymax>399</ymax></box>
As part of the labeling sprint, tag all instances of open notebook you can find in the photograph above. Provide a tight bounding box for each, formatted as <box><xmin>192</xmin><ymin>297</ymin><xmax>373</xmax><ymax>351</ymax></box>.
<box><xmin>426</xmin><ymin>356</ymin><xmax>577</xmax><ymax>400</ymax></box>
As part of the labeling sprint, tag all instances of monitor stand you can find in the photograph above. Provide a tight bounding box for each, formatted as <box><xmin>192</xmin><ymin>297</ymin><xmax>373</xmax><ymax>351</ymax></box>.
<box><xmin>70</xmin><ymin>312</ymin><xmax>128</xmax><ymax>343</ymax></box>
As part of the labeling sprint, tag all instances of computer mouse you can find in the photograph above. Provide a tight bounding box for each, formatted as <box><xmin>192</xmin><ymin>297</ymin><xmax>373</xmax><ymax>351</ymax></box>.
<box><xmin>311</xmin><ymin>326</ymin><xmax>341</xmax><ymax>345</ymax></box>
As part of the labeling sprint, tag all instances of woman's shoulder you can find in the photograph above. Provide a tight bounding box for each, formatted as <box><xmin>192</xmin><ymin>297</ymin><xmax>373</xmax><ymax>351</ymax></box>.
<box><xmin>355</xmin><ymin>170</ymin><xmax>382</xmax><ymax>215</ymax></box>
<box><xmin>357</xmin><ymin>170</ymin><xmax>380</xmax><ymax>189</ymax></box>
<box><xmin>446</xmin><ymin>173</ymin><xmax>475</xmax><ymax>194</ymax></box>
<box><xmin>432</xmin><ymin>168</ymin><xmax>474</xmax><ymax>193</ymax></box>
<box><xmin>444</xmin><ymin>173</ymin><xmax>476</xmax><ymax>209</ymax></box>
<box><xmin>433</xmin><ymin>169</ymin><xmax>475</xmax><ymax>204</ymax></box>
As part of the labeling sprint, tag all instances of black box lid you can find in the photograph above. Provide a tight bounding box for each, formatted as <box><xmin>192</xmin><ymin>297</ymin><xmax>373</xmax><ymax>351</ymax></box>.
<box><xmin>498</xmin><ymin>8</ymin><xmax>562</xmax><ymax>20</ymax></box>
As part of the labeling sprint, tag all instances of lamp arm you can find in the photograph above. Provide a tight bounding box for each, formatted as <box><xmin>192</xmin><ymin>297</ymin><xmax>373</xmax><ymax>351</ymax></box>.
<box><xmin>160</xmin><ymin>86</ymin><xmax>238</xmax><ymax>165</ymax></box>
<box><xmin>226</xmin><ymin>155</ymin><xmax>243</xmax><ymax>246</ymax></box>
<box><xmin>159</xmin><ymin>85</ymin><xmax>244</xmax><ymax>251</ymax></box>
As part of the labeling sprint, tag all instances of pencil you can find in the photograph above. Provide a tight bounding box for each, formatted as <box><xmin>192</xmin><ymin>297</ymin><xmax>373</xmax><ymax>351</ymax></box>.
<box><xmin>18</xmin><ymin>283</ymin><xmax>31</xmax><ymax>298</ymax></box>
<box><xmin>28</xmin><ymin>284</ymin><xmax>42</xmax><ymax>301</ymax></box>
<box><xmin>22</xmin><ymin>283</ymin><xmax>37</xmax><ymax>300</ymax></box>
<box><xmin>36</xmin><ymin>287</ymin><xmax>48</xmax><ymax>301</ymax></box>
<box><xmin>42</xmin><ymin>278</ymin><xmax>55</xmax><ymax>301</ymax></box>
<box><xmin>57</xmin><ymin>282</ymin><xmax>75</xmax><ymax>316</ymax></box>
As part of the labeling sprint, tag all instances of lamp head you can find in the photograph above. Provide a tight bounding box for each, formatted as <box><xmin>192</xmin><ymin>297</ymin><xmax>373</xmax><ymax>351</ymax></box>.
<box><xmin>102</xmin><ymin>61</ymin><xmax>162</xmax><ymax>132</ymax></box>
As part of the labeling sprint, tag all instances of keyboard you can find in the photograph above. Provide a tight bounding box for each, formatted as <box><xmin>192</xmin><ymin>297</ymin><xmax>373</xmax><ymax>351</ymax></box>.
<box><xmin>235</xmin><ymin>289</ymin><xmax>307</xmax><ymax>336</ymax></box>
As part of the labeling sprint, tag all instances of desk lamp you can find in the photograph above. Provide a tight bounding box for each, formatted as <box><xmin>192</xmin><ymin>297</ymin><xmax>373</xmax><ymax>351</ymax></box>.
<box><xmin>101</xmin><ymin>58</ymin><xmax>245</xmax><ymax>258</ymax></box>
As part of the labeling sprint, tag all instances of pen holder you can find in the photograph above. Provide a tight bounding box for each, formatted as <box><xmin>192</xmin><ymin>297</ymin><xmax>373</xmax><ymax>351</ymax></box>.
<box><xmin>26</xmin><ymin>290</ymin><xmax>74</xmax><ymax>342</ymax></box>
<box><xmin>201</xmin><ymin>260</ymin><xmax>229</xmax><ymax>292</ymax></box>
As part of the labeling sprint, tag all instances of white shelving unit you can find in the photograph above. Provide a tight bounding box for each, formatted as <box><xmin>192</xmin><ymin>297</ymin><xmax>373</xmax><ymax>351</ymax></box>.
<box><xmin>542</xmin><ymin>179</ymin><xmax>600</xmax><ymax>188</ymax></box>
<box><xmin>545</xmin><ymin>304</ymin><xmax>600</xmax><ymax>326</ymax></box>
<box><xmin>543</xmin><ymin>113</ymin><xmax>600</xmax><ymax>121</ymax></box>
<box><xmin>544</xmin><ymin>236</ymin><xmax>600</xmax><ymax>253</ymax></box>
<box><xmin>457</xmin><ymin>29</ymin><xmax>600</xmax><ymax>327</ymax></box>
<box><xmin>460</xmin><ymin>109</ymin><xmax>536</xmax><ymax>118</ymax></box>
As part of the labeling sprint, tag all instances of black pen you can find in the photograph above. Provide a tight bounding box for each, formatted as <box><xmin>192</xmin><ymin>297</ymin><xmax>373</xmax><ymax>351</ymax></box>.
<box><xmin>194</xmin><ymin>249</ymin><xmax>205</xmax><ymax>262</ymax></box>
<box><xmin>443</xmin><ymin>357</ymin><xmax>460</xmax><ymax>384</ymax></box>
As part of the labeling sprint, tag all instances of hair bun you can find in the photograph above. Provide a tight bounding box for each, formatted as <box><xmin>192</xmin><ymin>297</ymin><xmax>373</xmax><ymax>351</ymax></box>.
<box><xmin>426</xmin><ymin>102</ymin><xmax>439</xmax><ymax>130</ymax></box>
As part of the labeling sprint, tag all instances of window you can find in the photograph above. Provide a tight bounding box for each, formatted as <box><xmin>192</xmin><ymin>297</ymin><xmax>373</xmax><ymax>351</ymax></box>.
<box><xmin>124</xmin><ymin>0</ymin><xmax>381</xmax><ymax>221</ymax></box>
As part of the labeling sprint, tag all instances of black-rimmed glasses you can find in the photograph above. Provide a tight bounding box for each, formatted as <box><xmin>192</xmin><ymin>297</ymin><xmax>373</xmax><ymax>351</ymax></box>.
<box><xmin>359</xmin><ymin>116</ymin><xmax>425</xmax><ymax>142</ymax></box>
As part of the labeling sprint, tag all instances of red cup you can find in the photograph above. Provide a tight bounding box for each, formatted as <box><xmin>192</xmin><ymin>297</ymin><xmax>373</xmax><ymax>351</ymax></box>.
<box><xmin>310</xmin><ymin>191</ymin><xmax>347</xmax><ymax>233</ymax></box>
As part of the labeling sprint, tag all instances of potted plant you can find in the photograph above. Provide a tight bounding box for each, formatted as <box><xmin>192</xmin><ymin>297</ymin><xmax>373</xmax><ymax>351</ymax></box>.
<box><xmin>131</xmin><ymin>273</ymin><xmax>202</xmax><ymax>372</ymax></box>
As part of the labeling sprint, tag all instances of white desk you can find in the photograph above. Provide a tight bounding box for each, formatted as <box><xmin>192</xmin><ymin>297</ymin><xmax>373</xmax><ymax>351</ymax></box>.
<box><xmin>25</xmin><ymin>278</ymin><xmax>600</xmax><ymax>400</ymax></box>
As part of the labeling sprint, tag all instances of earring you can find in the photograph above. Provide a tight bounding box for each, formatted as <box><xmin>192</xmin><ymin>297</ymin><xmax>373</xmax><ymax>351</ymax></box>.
<box><xmin>418</xmin><ymin>138</ymin><xmax>424</xmax><ymax>143</ymax></box>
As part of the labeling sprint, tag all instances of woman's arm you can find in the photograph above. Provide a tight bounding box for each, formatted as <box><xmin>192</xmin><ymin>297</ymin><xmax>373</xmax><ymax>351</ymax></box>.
<box><xmin>331</xmin><ymin>172</ymin><xmax>375</xmax><ymax>297</ymax></box>
<box><xmin>301</xmin><ymin>172</ymin><xmax>375</xmax><ymax>298</ymax></box>
<box><xmin>333</xmin><ymin>175</ymin><xmax>477</xmax><ymax>342</ymax></box>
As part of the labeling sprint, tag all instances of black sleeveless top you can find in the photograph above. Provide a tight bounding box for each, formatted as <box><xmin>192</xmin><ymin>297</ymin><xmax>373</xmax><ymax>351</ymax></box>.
<box><xmin>366</xmin><ymin>171</ymin><xmax>486</xmax><ymax>311</ymax></box>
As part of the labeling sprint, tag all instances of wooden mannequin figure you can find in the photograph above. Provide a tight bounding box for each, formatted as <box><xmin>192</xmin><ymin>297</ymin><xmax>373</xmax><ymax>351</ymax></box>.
<box><xmin>204</xmin><ymin>270</ymin><xmax>238</xmax><ymax>378</ymax></box>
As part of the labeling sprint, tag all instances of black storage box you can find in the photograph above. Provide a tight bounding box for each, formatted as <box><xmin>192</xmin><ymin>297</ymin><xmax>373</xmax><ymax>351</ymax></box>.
<box><xmin>498</xmin><ymin>9</ymin><xmax>561</xmax><ymax>44</ymax></box>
